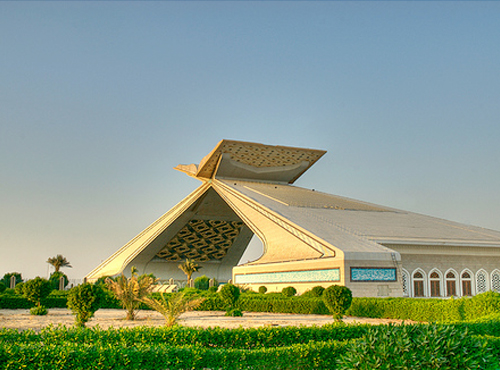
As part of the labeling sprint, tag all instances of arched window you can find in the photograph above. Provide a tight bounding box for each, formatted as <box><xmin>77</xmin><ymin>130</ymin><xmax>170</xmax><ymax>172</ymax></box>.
<box><xmin>445</xmin><ymin>271</ymin><xmax>457</xmax><ymax>297</ymax></box>
<box><xmin>491</xmin><ymin>270</ymin><xmax>500</xmax><ymax>293</ymax></box>
<box><xmin>461</xmin><ymin>271</ymin><xmax>472</xmax><ymax>297</ymax></box>
<box><xmin>402</xmin><ymin>269</ymin><xmax>410</xmax><ymax>297</ymax></box>
<box><xmin>413</xmin><ymin>271</ymin><xmax>425</xmax><ymax>297</ymax></box>
<box><xmin>430</xmin><ymin>271</ymin><xmax>441</xmax><ymax>297</ymax></box>
<box><xmin>476</xmin><ymin>270</ymin><xmax>488</xmax><ymax>294</ymax></box>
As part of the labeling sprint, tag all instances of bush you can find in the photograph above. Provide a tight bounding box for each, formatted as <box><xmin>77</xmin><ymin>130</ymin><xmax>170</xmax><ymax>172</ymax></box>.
<box><xmin>0</xmin><ymin>282</ymin><xmax>6</xmax><ymax>294</ymax></box>
<box><xmin>29</xmin><ymin>305</ymin><xmax>48</xmax><ymax>315</ymax></box>
<box><xmin>323</xmin><ymin>285</ymin><xmax>352</xmax><ymax>320</ymax></box>
<box><xmin>258</xmin><ymin>286</ymin><xmax>267</xmax><ymax>294</ymax></box>
<box><xmin>208</xmin><ymin>286</ymin><xmax>218</xmax><ymax>293</ymax></box>
<box><xmin>281</xmin><ymin>286</ymin><xmax>297</xmax><ymax>297</ymax></box>
<box><xmin>225</xmin><ymin>308</ymin><xmax>243</xmax><ymax>317</ymax></box>
<box><xmin>67</xmin><ymin>283</ymin><xmax>104</xmax><ymax>327</ymax></box>
<box><xmin>310</xmin><ymin>286</ymin><xmax>325</xmax><ymax>297</ymax></box>
<box><xmin>194</xmin><ymin>275</ymin><xmax>210</xmax><ymax>290</ymax></box>
<box><xmin>22</xmin><ymin>277</ymin><xmax>52</xmax><ymax>310</ymax></box>
<box><xmin>219</xmin><ymin>284</ymin><xmax>240</xmax><ymax>312</ymax></box>
<box><xmin>1</xmin><ymin>288</ymin><xmax>16</xmax><ymax>296</ymax></box>
<box><xmin>339</xmin><ymin>324</ymin><xmax>495</xmax><ymax>370</ymax></box>
<box><xmin>14</xmin><ymin>282</ymin><xmax>25</xmax><ymax>296</ymax></box>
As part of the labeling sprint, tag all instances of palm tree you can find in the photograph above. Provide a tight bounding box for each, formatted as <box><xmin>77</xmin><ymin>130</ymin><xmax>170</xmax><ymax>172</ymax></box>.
<box><xmin>140</xmin><ymin>292</ymin><xmax>205</xmax><ymax>327</ymax></box>
<box><xmin>178</xmin><ymin>259</ymin><xmax>202</xmax><ymax>282</ymax></box>
<box><xmin>105</xmin><ymin>267</ymin><xmax>157</xmax><ymax>320</ymax></box>
<box><xmin>47</xmin><ymin>254</ymin><xmax>72</xmax><ymax>272</ymax></box>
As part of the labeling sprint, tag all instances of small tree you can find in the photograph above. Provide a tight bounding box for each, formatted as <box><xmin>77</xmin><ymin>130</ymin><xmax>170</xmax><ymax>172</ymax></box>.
<box><xmin>67</xmin><ymin>283</ymin><xmax>104</xmax><ymax>327</ymax></box>
<box><xmin>47</xmin><ymin>254</ymin><xmax>72</xmax><ymax>272</ymax></box>
<box><xmin>105</xmin><ymin>267</ymin><xmax>157</xmax><ymax>320</ymax></box>
<box><xmin>22</xmin><ymin>277</ymin><xmax>52</xmax><ymax>315</ymax></box>
<box><xmin>141</xmin><ymin>292</ymin><xmax>205</xmax><ymax>327</ymax></box>
<box><xmin>219</xmin><ymin>283</ymin><xmax>241</xmax><ymax>316</ymax></box>
<box><xmin>178</xmin><ymin>259</ymin><xmax>201</xmax><ymax>282</ymax></box>
<box><xmin>323</xmin><ymin>285</ymin><xmax>352</xmax><ymax>321</ymax></box>
<box><xmin>258</xmin><ymin>286</ymin><xmax>267</xmax><ymax>294</ymax></box>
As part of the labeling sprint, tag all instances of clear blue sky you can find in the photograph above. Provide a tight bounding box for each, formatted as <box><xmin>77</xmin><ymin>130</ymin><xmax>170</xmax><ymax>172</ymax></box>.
<box><xmin>1</xmin><ymin>1</ymin><xmax>499</xmax><ymax>280</ymax></box>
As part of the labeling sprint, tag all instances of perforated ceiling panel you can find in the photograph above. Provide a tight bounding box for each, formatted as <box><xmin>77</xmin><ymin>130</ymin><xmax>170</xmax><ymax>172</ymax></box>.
<box><xmin>196</xmin><ymin>140</ymin><xmax>325</xmax><ymax>179</ymax></box>
<box><xmin>156</xmin><ymin>219</ymin><xmax>244</xmax><ymax>262</ymax></box>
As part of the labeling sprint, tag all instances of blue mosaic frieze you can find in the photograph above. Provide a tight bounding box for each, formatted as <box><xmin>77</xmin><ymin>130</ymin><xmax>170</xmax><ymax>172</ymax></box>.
<box><xmin>351</xmin><ymin>268</ymin><xmax>396</xmax><ymax>282</ymax></box>
<box><xmin>234</xmin><ymin>269</ymin><xmax>340</xmax><ymax>285</ymax></box>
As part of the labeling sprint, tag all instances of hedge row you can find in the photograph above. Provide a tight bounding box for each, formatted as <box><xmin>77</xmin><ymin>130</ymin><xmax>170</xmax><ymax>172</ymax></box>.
<box><xmin>0</xmin><ymin>324</ymin><xmax>367</xmax><ymax>348</ymax></box>
<box><xmin>237</xmin><ymin>295</ymin><xmax>329</xmax><ymax>315</ymax></box>
<box><xmin>0</xmin><ymin>324</ymin><xmax>497</xmax><ymax>369</ymax></box>
<box><xmin>346</xmin><ymin>291</ymin><xmax>500</xmax><ymax>322</ymax></box>
<box><xmin>2</xmin><ymin>290</ymin><xmax>500</xmax><ymax>324</ymax></box>
<box><xmin>0</xmin><ymin>292</ymin><xmax>122</xmax><ymax>310</ymax></box>
<box><xmin>0</xmin><ymin>341</ymin><xmax>345</xmax><ymax>370</ymax></box>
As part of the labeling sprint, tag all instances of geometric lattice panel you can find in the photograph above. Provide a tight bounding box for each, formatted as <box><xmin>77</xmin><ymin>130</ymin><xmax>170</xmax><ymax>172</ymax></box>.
<box><xmin>196</xmin><ymin>140</ymin><xmax>325</xmax><ymax>178</ymax></box>
<box><xmin>156</xmin><ymin>219</ymin><xmax>244</xmax><ymax>262</ymax></box>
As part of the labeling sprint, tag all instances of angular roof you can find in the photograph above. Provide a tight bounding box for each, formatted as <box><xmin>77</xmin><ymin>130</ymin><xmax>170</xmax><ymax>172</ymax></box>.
<box><xmin>175</xmin><ymin>139</ymin><xmax>326</xmax><ymax>183</ymax></box>
<box><xmin>86</xmin><ymin>139</ymin><xmax>500</xmax><ymax>281</ymax></box>
<box><xmin>222</xmin><ymin>180</ymin><xmax>500</xmax><ymax>251</ymax></box>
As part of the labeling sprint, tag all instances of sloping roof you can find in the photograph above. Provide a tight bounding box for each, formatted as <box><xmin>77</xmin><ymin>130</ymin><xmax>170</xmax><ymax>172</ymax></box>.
<box><xmin>221</xmin><ymin>180</ymin><xmax>500</xmax><ymax>251</ymax></box>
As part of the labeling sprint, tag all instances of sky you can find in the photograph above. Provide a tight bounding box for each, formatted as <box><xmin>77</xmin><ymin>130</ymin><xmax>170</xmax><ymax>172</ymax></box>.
<box><xmin>1</xmin><ymin>1</ymin><xmax>499</xmax><ymax>281</ymax></box>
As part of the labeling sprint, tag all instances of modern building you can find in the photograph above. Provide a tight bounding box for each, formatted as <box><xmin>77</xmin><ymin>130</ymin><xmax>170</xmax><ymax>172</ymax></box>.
<box><xmin>86</xmin><ymin>140</ymin><xmax>500</xmax><ymax>297</ymax></box>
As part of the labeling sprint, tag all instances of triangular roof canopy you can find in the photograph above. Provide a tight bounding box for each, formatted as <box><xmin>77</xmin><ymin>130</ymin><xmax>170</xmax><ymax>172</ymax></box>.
<box><xmin>175</xmin><ymin>139</ymin><xmax>326</xmax><ymax>183</ymax></box>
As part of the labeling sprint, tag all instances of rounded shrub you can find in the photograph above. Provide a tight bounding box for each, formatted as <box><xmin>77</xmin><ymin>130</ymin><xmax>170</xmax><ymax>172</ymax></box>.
<box><xmin>225</xmin><ymin>308</ymin><xmax>243</xmax><ymax>317</ymax></box>
<box><xmin>29</xmin><ymin>305</ymin><xmax>48</xmax><ymax>316</ymax></box>
<box><xmin>67</xmin><ymin>283</ymin><xmax>104</xmax><ymax>327</ymax></box>
<box><xmin>282</xmin><ymin>286</ymin><xmax>297</xmax><ymax>297</ymax></box>
<box><xmin>194</xmin><ymin>275</ymin><xmax>210</xmax><ymax>290</ymax></box>
<box><xmin>310</xmin><ymin>286</ymin><xmax>325</xmax><ymax>297</ymax></box>
<box><xmin>258</xmin><ymin>286</ymin><xmax>267</xmax><ymax>294</ymax></box>
<box><xmin>22</xmin><ymin>277</ymin><xmax>52</xmax><ymax>310</ymax></box>
<box><xmin>323</xmin><ymin>285</ymin><xmax>352</xmax><ymax>320</ymax></box>
<box><xmin>219</xmin><ymin>284</ymin><xmax>240</xmax><ymax>311</ymax></box>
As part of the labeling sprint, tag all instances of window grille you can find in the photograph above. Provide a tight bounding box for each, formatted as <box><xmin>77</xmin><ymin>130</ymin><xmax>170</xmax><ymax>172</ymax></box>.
<box><xmin>492</xmin><ymin>271</ymin><xmax>500</xmax><ymax>293</ymax></box>
<box><xmin>477</xmin><ymin>271</ymin><xmax>487</xmax><ymax>294</ymax></box>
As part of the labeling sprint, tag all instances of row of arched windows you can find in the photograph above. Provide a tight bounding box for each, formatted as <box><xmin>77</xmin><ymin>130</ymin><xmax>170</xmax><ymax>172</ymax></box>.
<box><xmin>401</xmin><ymin>268</ymin><xmax>500</xmax><ymax>298</ymax></box>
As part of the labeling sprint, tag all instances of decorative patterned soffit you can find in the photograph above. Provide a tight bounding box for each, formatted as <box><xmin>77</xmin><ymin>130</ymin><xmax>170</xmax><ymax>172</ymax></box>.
<box><xmin>156</xmin><ymin>219</ymin><xmax>244</xmax><ymax>262</ymax></box>
<box><xmin>194</xmin><ymin>140</ymin><xmax>326</xmax><ymax>180</ymax></box>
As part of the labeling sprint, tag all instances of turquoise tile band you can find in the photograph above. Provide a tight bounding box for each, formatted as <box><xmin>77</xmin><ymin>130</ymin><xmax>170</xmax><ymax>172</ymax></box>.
<box><xmin>234</xmin><ymin>268</ymin><xmax>340</xmax><ymax>284</ymax></box>
<box><xmin>351</xmin><ymin>268</ymin><xmax>396</xmax><ymax>282</ymax></box>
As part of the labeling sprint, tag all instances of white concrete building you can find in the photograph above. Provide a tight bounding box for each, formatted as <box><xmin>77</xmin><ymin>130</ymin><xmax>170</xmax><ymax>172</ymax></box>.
<box><xmin>86</xmin><ymin>140</ymin><xmax>500</xmax><ymax>297</ymax></box>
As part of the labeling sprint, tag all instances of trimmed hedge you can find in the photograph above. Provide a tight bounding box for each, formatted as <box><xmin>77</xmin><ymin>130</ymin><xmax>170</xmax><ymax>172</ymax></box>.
<box><xmin>0</xmin><ymin>341</ymin><xmax>347</xmax><ymax>370</ymax></box>
<box><xmin>346</xmin><ymin>291</ymin><xmax>500</xmax><ymax>323</ymax></box>
<box><xmin>0</xmin><ymin>324</ymin><xmax>498</xmax><ymax>370</ymax></box>
<box><xmin>237</xmin><ymin>295</ymin><xmax>329</xmax><ymax>315</ymax></box>
<box><xmin>2</xmin><ymin>289</ymin><xmax>499</xmax><ymax>325</ymax></box>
